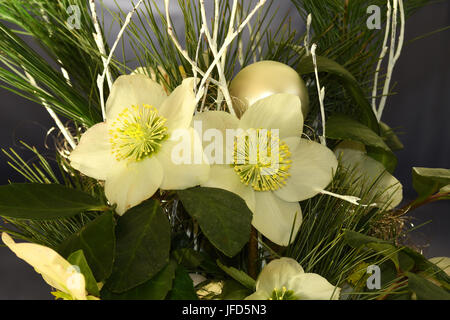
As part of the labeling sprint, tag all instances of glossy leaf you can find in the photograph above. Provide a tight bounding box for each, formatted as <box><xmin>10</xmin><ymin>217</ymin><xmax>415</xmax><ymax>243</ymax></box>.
<box><xmin>178</xmin><ymin>187</ymin><xmax>252</xmax><ymax>258</ymax></box>
<box><xmin>106</xmin><ymin>200</ymin><xmax>171</xmax><ymax>293</ymax></box>
<box><xmin>102</xmin><ymin>261</ymin><xmax>177</xmax><ymax>300</ymax></box>
<box><xmin>0</xmin><ymin>183</ymin><xmax>106</xmax><ymax>220</ymax></box>
<box><xmin>59</xmin><ymin>212</ymin><xmax>115</xmax><ymax>281</ymax></box>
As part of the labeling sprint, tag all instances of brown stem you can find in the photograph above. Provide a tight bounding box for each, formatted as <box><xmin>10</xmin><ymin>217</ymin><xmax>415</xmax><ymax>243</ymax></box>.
<box><xmin>394</xmin><ymin>191</ymin><xmax>450</xmax><ymax>217</ymax></box>
<box><xmin>248</xmin><ymin>227</ymin><xmax>258</xmax><ymax>279</ymax></box>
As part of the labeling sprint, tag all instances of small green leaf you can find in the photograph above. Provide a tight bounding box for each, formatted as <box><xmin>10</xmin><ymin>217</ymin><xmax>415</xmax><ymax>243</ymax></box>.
<box><xmin>106</xmin><ymin>200</ymin><xmax>171</xmax><ymax>293</ymax></box>
<box><xmin>167</xmin><ymin>265</ymin><xmax>198</xmax><ymax>300</ymax></box>
<box><xmin>67</xmin><ymin>250</ymin><xmax>100</xmax><ymax>297</ymax></box>
<box><xmin>217</xmin><ymin>260</ymin><xmax>256</xmax><ymax>290</ymax></box>
<box><xmin>0</xmin><ymin>183</ymin><xmax>105</xmax><ymax>220</ymax></box>
<box><xmin>412</xmin><ymin>167</ymin><xmax>450</xmax><ymax>202</ymax></box>
<box><xmin>297</xmin><ymin>55</ymin><xmax>379</xmax><ymax>133</ymax></box>
<box><xmin>101</xmin><ymin>261</ymin><xmax>177</xmax><ymax>300</ymax></box>
<box><xmin>178</xmin><ymin>187</ymin><xmax>252</xmax><ymax>258</ymax></box>
<box><xmin>327</xmin><ymin>115</ymin><xmax>397</xmax><ymax>172</ymax></box>
<box><xmin>380</xmin><ymin>122</ymin><xmax>404</xmax><ymax>151</ymax></box>
<box><xmin>58</xmin><ymin>212</ymin><xmax>115</xmax><ymax>281</ymax></box>
<box><xmin>407</xmin><ymin>272</ymin><xmax>450</xmax><ymax>300</ymax></box>
<box><xmin>219</xmin><ymin>280</ymin><xmax>253</xmax><ymax>300</ymax></box>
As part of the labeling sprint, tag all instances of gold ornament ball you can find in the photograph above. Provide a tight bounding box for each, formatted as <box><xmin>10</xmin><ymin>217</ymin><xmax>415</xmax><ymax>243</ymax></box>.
<box><xmin>229</xmin><ymin>60</ymin><xmax>309</xmax><ymax>118</ymax></box>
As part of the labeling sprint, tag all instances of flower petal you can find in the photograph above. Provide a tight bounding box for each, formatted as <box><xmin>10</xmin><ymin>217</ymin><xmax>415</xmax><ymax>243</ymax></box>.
<box><xmin>202</xmin><ymin>165</ymin><xmax>256</xmax><ymax>212</ymax></box>
<box><xmin>245</xmin><ymin>291</ymin><xmax>270</xmax><ymax>300</ymax></box>
<box><xmin>106</xmin><ymin>74</ymin><xmax>167</xmax><ymax>121</ymax></box>
<box><xmin>239</xmin><ymin>93</ymin><xmax>303</xmax><ymax>139</ymax></box>
<box><xmin>288</xmin><ymin>273</ymin><xmax>341</xmax><ymax>300</ymax></box>
<box><xmin>1</xmin><ymin>232</ymin><xmax>87</xmax><ymax>300</ymax></box>
<box><xmin>105</xmin><ymin>157</ymin><xmax>163</xmax><ymax>215</ymax></box>
<box><xmin>192</xmin><ymin>111</ymin><xmax>240</xmax><ymax>164</ymax></box>
<box><xmin>274</xmin><ymin>138</ymin><xmax>338</xmax><ymax>202</ymax></box>
<box><xmin>253</xmin><ymin>192</ymin><xmax>302</xmax><ymax>246</ymax></box>
<box><xmin>156</xmin><ymin>127</ymin><xmax>210</xmax><ymax>190</ymax></box>
<box><xmin>159</xmin><ymin>78</ymin><xmax>197</xmax><ymax>132</ymax></box>
<box><xmin>256</xmin><ymin>258</ymin><xmax>305</xmax><ymax>296</ymax></box>
<box><xmin>69</xmin><ymin>123</ymin><xmax>114</xmax><ymax>180</ymax></box>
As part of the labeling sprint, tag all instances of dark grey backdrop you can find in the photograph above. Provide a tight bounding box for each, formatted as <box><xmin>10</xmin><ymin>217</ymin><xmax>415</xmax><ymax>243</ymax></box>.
<box><xmin>0</xmin><ymin>1</ymin><xmax>449</xmax><ymax>299</ymax></box>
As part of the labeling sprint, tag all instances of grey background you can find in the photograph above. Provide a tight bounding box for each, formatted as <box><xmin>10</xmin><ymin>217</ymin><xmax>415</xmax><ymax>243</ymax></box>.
<box><xmin>0</xmin><ymin>1</ymin><xmax>449</xmax><ymax>299</ymax></box>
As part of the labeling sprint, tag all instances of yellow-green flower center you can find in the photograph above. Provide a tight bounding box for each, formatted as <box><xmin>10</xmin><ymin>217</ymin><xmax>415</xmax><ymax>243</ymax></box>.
<box><xmin>109</xmin><ymin>104</ymin><xmax>168</xmax><ymax>161</ymax></box>
<box><xmin>233</xmin><ymin>129</ymin><xmax>292</xmax><ymax>191</ymax></box>
<box><xmin>269</xmin><ymin>287</ymin><xmax>297</xmax><ymax>300</ymax></box>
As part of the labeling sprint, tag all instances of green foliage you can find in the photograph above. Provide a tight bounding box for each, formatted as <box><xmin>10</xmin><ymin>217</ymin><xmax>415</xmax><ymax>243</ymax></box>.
<box><xmin>106</xmin><ymin>200</ymin><xmax>171</xmax><ymax>293</ymax></box>
<box><xmin>102</xmin><ymin>261</ymin><xmax>177</xmax><ymax>300</ymax></box>
<box><xmin>108</xmin><ymin>0</ymin><xmax>297</xmax><ymax>95</ymax></box>
<box><xmin>58</xmin><ymin>212</ymin><xmax>116</xmax><ymax>281</ymax></box>
<box><xmin>285</xmin><ymin>164</ymin><xmax>391</xmax><ymax>285</ymax></box>
<box><xmin>326</xmin><ymin>114</ymin><xmax>397</xmax><ymax>172</ymax></box>
<box><xmin>0</xmin><ymin>0</ymin><xmax>120</xmax><ymax>126</ymax></box>
<box><xmin>0</xmin><ymin>183</ymin><xmax>106</xmax><ymax>220</ymax></box>
<box><xmin>67</xmin><ymin>250</ymin><xmax>100</xmax><ymax>297</ymax></box>
<box><xmin>178</xmin><ymin>187</ymin><xmax>253</xmax><ymax>258</ymax></box>
<box><xmin>407</xmin><ymin>272</ymin><xmax>450</xmax><ymax>300</ymax></box>
<box><xmin>217</xmin><ymin>260</ymin><xmax>256</xmax><ymax>291</ymax></box>
<box><xmin>167</xmin><ymin>265</ymin><xmax>198</xmax><ymax>300</ymax></box>
<box><xmin>297</xmin><ymin>55</ymin><xmax>379</xmax><ymax>133</ymax></box>
<box><xmin>412</xmin><ymin>167</ymin><xmax>450</xmax><ymax>202</ymax></box>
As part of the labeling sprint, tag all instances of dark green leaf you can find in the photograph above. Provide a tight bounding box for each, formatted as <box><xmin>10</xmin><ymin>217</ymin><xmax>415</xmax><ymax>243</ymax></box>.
<box><xmin>172</xmin><ymin>248</ymin><xmax>203</xmax><ymax>269</ymax></box>
<box><xmin>219</xmin><ymin>280</ymin><xmax>253</xmax><ymax>300</ymax></box>
<box><xmin>67</xmin><ymin>250</ymin><xmax>100</xmax><ymax>297</ymax></box>
<box><xmin>106</xmin><ymin>200</ymin><xmax>171</xmax><ymax>293</ymax></box>
<box><xmin>407</xmin><ymin>272</ymin><xmax>450</xmax><ymax>300</ymax></box>
<box><xmin>59</xmin><ymin>212</ymin><xmax>115</xmax><ymax>281</ymax></box>
<box><xmin>297</xmin><ymin>55</ymin><xmax>379</xmax><ymax>133</ymax></box>
<box><xmin>167</xmin><ymin>265</ymin><xmax>198</xmax><ymax>300</ymax></box>
<box><xmin>412</xmin><ymin>167</ymin><xmax>450</xmax><ymax>202</ymax></box>
<box><xmin>101</xmin><ymin>261</ymin><xmax>177</xmax><ymax>300</ymax></box>
<box><xmin>327</xmin><ymin>115</ymin><xmax>397</xmax><ymax>172</ymax></box>
<box><xmin>178</xmin><ymin>187</ymin><xmax>252</xmax><ymax>257</ymax></box>
<box><xmin>217</xmin><ymin>260</ymin><xmax>256</xmax><ymax>290</ymax></box>
<box><xmin>0</xmin><ymin>183</ymin><xmax>105</xmax><ymax>220</ymax></box>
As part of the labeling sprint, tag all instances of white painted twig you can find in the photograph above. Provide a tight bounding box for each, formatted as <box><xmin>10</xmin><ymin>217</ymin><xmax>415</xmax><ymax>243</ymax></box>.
<box><xmin>89</xmin><ymin>0</ymin><xmax>113</xmax><ymax>89</ymax></box>
<box><xmin>305</xmin><ymin>14</ymin><xmax>312</xmax><ymax>56</ymax></box>
<box><xmin>311</xmin><ymin>44</ymin><xmax>327</xmax><ymax>146</ymax></box>
<box><xmin>24</xmin><ymin>71</ymin><xmax>77</xmax><ymax>149</ymax></box>
<box><xmin>97</xmin><ymin>0</ymin><xmax>143</xmax><ymax>121</ymax></box>
<box><xmin>199</xmin><ymin>0</ymin><xmax>235</xmax><ymax>115</ymax></box>
<box><xmin>372</xmin><ymin>1</ymin><xmax>392</xmax><ymax>115</ymax></box>
<box><xmin>195</xmin><ymin>0</ymin><xmax>267</xmax><ymax>107</ymax></box>
<box><xmin>376</xmin><ymin>0</ymin><xmax>405</xmax><ymax>121</ymax></box>
<box><xmin>164</xmin><ymin>0</ymin><xmax>220</xmax><ymax>87</ymax></box>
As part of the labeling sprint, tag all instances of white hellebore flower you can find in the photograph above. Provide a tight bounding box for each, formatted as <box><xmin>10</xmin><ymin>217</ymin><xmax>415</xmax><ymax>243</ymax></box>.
<box><xmin>193</xmin><ymin>93</ymin><xmax>337</xmax><ymax>245</ymax></box>
<box><xmin>335</xmin><ymin>141</ymin><xmax>403</xmax><ymax>209</ymax></box>
<box><xmin>246</xmin><ymin>258</ymin><xmax>340</xmax><ymax>300</ymax></box>
<box><xmin>70</xmin><ymin>74</ymin><xmax>209</xmax><ymax>214</ymax></box>
<box><xmin>2</xmin><ymin>232</ymin><xmax>93</xmax><ymax>300</ymax></box>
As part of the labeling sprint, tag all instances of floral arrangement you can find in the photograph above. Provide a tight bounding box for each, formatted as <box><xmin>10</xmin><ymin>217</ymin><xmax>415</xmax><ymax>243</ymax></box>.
<box><xmin>0</xmin><ymin>0</ymin><xmax>449</xmax><ymax>301</ymax></box>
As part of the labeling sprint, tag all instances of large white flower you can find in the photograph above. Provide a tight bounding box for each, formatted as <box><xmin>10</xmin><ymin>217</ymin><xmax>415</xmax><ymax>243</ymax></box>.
<box><xmin>193</xmin><ymin>93</ymin><xmax>337</xmax><ymax>245</ymax></box>
<box><xmin>246</xmin><ymin>258</ymin><xmax>340</xmax><ymax>300</ymax></box>
<box><xmin>2</xmin><ymin>233</ymin><xmax>95</xmax><ymax>300</ymax></box>
<box><xmin>70</xmin><ymin>74</ymin><xmax>209</xmax><ymax>215</ymax></box>
<box><xmin>335</xmin><ymin>141</ymin><xmax>403</xmax><ymax>209</ymax></box>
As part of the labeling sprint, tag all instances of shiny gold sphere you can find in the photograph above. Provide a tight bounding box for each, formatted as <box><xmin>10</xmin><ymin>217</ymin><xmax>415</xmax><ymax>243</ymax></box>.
<box><xmin>229</xmin><ymin>60</ymin><xmax>309</xmax><ymax>118</ymax></box>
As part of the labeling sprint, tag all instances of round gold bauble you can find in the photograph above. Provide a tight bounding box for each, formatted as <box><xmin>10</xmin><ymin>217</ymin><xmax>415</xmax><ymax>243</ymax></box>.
<box><xmin>229</xmin><ymin>60</ymin><xmax>309</xmax><ymax>118</ymax></box>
